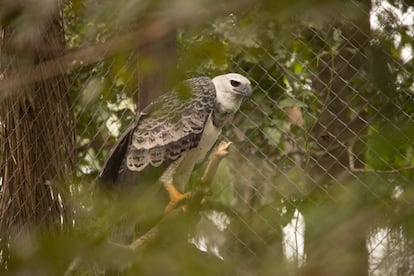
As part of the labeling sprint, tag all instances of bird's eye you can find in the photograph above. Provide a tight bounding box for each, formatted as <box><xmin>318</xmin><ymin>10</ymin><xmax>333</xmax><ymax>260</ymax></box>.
<box><xmin>230</xmin><ymin>80</ymin><xmax>241</xmax><ymax>87</ymax></box>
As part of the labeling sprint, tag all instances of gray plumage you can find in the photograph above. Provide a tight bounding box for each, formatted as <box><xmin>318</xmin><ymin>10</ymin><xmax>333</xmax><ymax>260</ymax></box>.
<box><xmin>98</xmin><ymin>73</ymin><xmax>252</xmax><ymax>190</ymax></box>
<box><xmin>127</xmin><ymin>77</ymin><xmax>215</xmax><ymax>172</ymax></box>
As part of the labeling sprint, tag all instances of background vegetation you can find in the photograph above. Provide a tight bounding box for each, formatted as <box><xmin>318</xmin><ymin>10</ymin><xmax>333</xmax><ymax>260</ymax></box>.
<box><xmin>0</xmin><ymin>0</ymin><xmax>414</xmax><ymax>275</ymax></box>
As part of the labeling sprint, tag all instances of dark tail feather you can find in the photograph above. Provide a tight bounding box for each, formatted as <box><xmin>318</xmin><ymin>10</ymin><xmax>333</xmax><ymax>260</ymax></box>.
<box><xmin>96</xmin><ymin>121</ymin><xmax>136</xmax><ymax>186</ymax></box>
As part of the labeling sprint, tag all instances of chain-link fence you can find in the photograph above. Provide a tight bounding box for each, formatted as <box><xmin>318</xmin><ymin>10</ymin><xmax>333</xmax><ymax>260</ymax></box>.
<box><xmin>0</xmin><ymin>0</ymin><xmax>414</xmax><ymax>275</ymax></box>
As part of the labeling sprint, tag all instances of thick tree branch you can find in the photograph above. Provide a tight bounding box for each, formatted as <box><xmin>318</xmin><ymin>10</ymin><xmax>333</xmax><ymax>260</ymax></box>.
<box><xmin>0</xmin><ymin>1</ymin><xmax>253</xmax><ymax>101</ymax></box>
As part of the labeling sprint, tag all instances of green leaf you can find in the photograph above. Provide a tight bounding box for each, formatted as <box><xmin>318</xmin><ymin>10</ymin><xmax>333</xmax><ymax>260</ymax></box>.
<box><xmin>264</xmin><ymin>126</ymin><xmax>282</xmax><ymax>147</ymax></box>
<box><xmin>293</xmin><ymin>62</ymin><xmax>303</xmax><ymax>74</ymax></box>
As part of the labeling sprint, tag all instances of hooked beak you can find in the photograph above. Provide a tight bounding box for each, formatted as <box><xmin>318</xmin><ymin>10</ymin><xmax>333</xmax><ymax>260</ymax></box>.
<box><xmin>233</xmin><ymin>86</ymin><xmax>252</xmax><ymax>98</ymax></box>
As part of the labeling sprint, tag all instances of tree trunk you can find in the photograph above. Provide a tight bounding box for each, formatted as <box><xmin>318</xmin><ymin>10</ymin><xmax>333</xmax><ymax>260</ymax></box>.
<box><xmin>137</xmin><ymin>31</ymin><xmax>177</xmax><ymax>111</ymax></box>
<box><xmin>302</xmin><ymin>1</ymin><xmax>371</xmax><ymax>275</ymax></box>
<box><xmin>0</xmin><ymin>2</ymin><xmax>75</xmax><ymax>251</ymax></box>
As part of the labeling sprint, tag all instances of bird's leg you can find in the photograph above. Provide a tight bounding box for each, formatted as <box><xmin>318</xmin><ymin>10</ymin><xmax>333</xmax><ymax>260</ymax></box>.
<box><xmin>162</xmin><ymin>141</ymin><xmax>232</xmax><ymax>213</ymax></box>
<box><xmin>159</xmin><ymin>157</ymin><xmax>191</xmax><ymax>212</ymax></box>
<box><xmin>163</xmin><ymin>183</ymin><xmax>191</xmax><ymax>213</ymax></box>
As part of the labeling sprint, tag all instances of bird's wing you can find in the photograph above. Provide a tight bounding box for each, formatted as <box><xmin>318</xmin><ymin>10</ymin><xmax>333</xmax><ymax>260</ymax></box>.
<box><xmin>96</xmin><ymin>116</ymin><xmax>139</xmax><ymax>184</ymax></box>
<box><xmin>126</xmin><ymin>76</ymin><xmax>217</xmax><ymax>172</ymax></box>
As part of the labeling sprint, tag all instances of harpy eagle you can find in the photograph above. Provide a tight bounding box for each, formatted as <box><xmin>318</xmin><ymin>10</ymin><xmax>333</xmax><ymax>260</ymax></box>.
<box><xmin>98</xmin><ymin>73</ymin><xmax>252</xmax><ymax>211</ymax></box>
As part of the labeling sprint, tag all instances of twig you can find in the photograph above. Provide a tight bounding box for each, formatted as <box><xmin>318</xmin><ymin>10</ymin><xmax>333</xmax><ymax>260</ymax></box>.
<box><xmin>201</xmin><ymin>141</ymin><xmax>232</xmax><ymax>185</ymax></box>
<box><xmin>63</xmin><ymin>256</ymin><xmax>82</xmax><ymax>276</ymax></box>
<box><xmin>351</xmin><ymin>165</ymin><xmax>414</xmax><ymax>174</ymax></box>
<box><xmin>105</xmin><ymin>225</ymin><xmax>159</xmax><ymax>252</ymax></box>
<box><xmin>348</xmin><ymin>146</ymin><xmax>414</xmax><ymax>174</ymax></box>
<box><xmin>128</xmin><ymin>225</ymin><xmax>159</xmax><ymax>250</ymax></box>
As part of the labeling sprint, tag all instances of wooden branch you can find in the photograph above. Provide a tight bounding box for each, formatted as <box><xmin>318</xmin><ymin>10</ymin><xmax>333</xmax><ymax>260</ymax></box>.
<box><xmin>201</xmin><ymin>141</ymin><xmax>232</xmax><ymax>185</ymax></box>
<box><xmin>64</xmin><ymin>141</ymin><xmax>234</xmax><ymax>275</ymax></box>
<box><xmin>63</xmin><ymin>209</ymin><xmax>180</xmax><ymax>275</ymax></box>
<box><xmin>348</xmin><ymin>146</ymin><xmax>414</xmax><ymax>174</ymax></box>
<box><xmin>64</xmin><ymin>256</ymin><xmax>82</xmax><ymax>276</ymax></box>
<box><xmin>0</xmin><ymin>1</ymin><xmax>254</xmax><ymax>100</ymax></box>
<box><xmin>127</xmin><ymin>224</ymin><xmax>159</xmax><ymax>250</ymax></box>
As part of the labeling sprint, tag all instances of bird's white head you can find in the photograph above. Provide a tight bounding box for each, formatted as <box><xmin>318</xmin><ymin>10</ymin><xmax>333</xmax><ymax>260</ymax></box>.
<box><xmin>212</xmin><ymin>73</ymin><xmax>252</xmax><ymax>112</ymax></box>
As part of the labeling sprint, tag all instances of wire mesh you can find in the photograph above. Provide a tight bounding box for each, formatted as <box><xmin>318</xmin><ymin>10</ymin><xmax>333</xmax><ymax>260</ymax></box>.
<box><xmin>0</xmin><ymin>0</ymin><xmax>414</xmax><ymax>274</ymax></box>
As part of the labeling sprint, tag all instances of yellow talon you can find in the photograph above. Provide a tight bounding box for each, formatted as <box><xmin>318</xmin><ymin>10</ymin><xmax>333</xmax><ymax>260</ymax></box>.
<box><xmin>163</xmin><ymin>183</ymin><xmax>191</xmax><ymax>212</ymax></box>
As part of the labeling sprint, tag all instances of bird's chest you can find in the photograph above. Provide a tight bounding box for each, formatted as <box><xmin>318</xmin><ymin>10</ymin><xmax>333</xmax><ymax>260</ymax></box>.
<box><xmin>190</xmin><ymin>115</ymin><xmax>221</xmax><ymax>164</ymax></box>
<box><xmin>174</xmin><ymin>114</ymin><xmax>220</xmax><ymax>189</ymax></box>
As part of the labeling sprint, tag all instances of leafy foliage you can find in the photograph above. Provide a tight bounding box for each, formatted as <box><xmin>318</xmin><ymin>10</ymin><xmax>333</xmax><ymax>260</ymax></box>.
<box><xmin>1</xmin><ymin>0</ymin><xmax>414</xmax><ymax>275</ymax></box>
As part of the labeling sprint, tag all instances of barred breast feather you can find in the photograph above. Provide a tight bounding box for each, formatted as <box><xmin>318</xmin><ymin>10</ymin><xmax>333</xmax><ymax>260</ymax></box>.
<box><xmin>125</xmin><ymin>77</ymin><xmax>216</xmax><ymax>172</ymax></box>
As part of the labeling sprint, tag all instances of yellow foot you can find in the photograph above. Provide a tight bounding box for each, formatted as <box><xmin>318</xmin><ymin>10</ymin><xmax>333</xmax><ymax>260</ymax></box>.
<box><xmin>163</xmin><ymin>183</ymin><xmax>191</xmax><ymax>213</ymax></box>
